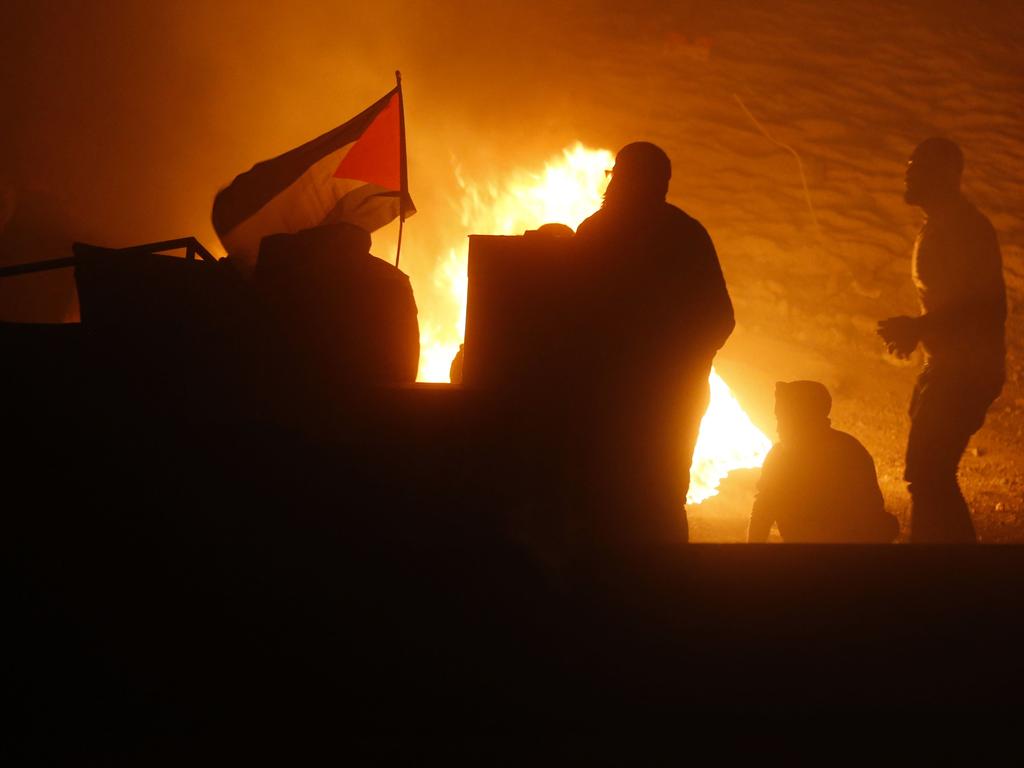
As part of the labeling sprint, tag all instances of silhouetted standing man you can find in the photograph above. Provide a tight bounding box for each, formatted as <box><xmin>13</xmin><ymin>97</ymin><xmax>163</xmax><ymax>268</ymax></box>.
<box><xmin>878</xmin><ymin>138</ymin><xmax>1006</xmax><ymax>543</ymax></box>
<box><xmin>573</xmin><ymin>142</ymin><xmax>734</xmax><ymax>545</ymax></box>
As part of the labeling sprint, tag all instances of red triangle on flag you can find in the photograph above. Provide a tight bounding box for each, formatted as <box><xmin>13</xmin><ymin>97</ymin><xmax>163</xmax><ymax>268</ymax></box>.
<box><xmin>333</xmin><ymin>92</ymin><xmax>401</xmax><ymax>191</ymax></box>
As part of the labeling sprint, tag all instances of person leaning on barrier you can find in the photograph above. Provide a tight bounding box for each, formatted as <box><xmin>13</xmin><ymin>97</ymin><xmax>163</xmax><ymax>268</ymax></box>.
<box><xmin>748</xmin><ymin>381</ymin><xmax>899</xmax><ymax>543</ymax></box>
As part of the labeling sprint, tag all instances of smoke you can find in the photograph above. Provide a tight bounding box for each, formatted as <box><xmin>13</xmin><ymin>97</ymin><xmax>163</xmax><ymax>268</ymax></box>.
<box><xmin>3</xmin><ymin>2</ymin><xmax>590</xmax><ymax>239</ymax></box>
<box><xmin>1</xmin><ymin>0</ymin><xmax>636</xmax><ymax>313</ymax></box>
<box><xmin>3</xmin><ymin>0</ymin><xmax>1022</xmax><ymax>316</ymax></box>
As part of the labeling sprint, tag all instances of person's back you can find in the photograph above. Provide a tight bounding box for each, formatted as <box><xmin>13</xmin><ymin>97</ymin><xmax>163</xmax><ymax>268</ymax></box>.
<box><xmin>912</xmin><ymin>194</ymin><xmax>1005</xmax><ymax>372</ymax></box>
<box><xmin>255</xmin><ymin>221</ymin><xmax>420</xmax><ymax>389</ymax></box>
<box><xmin>576</xmin><ymin>200</ymin><xmax>732</xmax><ymax>375</ymax></box>
<box><xmin>749</xmin><ymin>381</ymin><xmax>898</xmax><ymax>543</ymax></box>
<box><xmin>568</xmin><ymin>142</ymin><xmax>734</xmax><ymax>545</ymax></box>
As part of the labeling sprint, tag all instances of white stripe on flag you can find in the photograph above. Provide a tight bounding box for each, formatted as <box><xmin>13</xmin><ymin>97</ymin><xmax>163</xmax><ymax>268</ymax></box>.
<box><xmin>221</xmin><ymin>141</ymin><xmax>361</xmax><ymax>267</ymax></box>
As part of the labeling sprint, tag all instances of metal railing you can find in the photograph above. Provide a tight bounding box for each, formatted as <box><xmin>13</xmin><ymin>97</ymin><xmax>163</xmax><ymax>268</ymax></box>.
<box><xmin>0</xmin><ymin>236</ymin><xmax>217</xmax><ymax>279</ymax></box>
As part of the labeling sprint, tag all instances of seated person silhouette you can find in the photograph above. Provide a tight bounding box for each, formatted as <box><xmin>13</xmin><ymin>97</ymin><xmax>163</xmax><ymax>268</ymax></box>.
<box><xmin>256</xmin><ymin>221</ymin><xmax>420</xmax><ymax>387</ymax></box>
<box><xmin>748</xmin><ymin>381</ymin><xmax>899</xmax><ymax>543</ymax></box>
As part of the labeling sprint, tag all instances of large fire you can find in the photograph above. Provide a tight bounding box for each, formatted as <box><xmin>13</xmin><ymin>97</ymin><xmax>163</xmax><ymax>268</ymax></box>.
<box><xmin>688</xmin><ymin>369</ymin><xmax>772</xmax><ymax>503</ymax></box>
<box><xmin>415</xmin><ymin>143</ymin><xmax>771</xmax><ymax>503</ymax></box>
<box><xmin>416</xmin><ymin>143</ymin><xmax>614</xmax><ymax>382</ymax></box>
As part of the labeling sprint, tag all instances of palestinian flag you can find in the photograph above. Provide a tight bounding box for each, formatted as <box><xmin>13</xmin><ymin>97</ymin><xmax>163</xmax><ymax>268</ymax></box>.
<box><xmin>212</xmin><ymin>83</ymin><xmax>415</xmax><ymax>268</ymax></box>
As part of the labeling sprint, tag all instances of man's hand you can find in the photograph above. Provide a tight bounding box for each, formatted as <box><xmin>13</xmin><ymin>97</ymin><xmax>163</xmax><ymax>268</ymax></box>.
<box><xmin>877</xmin><ymin>315</ymin><xmax>921</xmax><ymax>359</ymax></box>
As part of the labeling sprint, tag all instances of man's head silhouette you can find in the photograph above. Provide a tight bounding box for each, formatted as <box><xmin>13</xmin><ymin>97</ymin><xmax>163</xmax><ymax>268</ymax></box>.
<box><xmin>604</xmin><ymin>141</ymin><xmax>671</xmax><ymax>208</ymax></box>
<box><xmin>775</xmin><ymin>380</ymin><xmax>832</xmax><ymax>443</ymax></box>
<box><xmin>904</xmin><ymin>137</ymin><xmax>963</xmax><ymax>209</ymax></box>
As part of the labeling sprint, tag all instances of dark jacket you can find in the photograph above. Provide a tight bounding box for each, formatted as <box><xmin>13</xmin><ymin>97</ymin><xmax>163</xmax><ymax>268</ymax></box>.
<box><xmin>568</xmin><ymin>199</ymin><xmax>734</xmax><ymax>526</ymax></box>
<box><xmin>575</xmin><ymin>200</ymin><xmax>734</xmax><ymax>370</ymax></box>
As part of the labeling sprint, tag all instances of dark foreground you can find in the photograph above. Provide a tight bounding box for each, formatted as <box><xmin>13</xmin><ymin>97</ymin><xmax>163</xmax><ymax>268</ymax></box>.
<box><xmin>7</xmin><ymin>322</ymin><xmax>1024</xmax><ymax>759</ymax></box>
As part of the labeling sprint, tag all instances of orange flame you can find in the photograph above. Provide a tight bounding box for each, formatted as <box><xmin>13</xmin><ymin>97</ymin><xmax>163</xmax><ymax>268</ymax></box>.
<box><xmin>689</xmin><ymin>370</ymin><xmax>772</xmax><ymax>503</ymax></box>
<box><xmin>416</xmin><ymin>143</ymin><xmax>770</xmax><ymax>503</ymax></box>
<box><xmin>417</xmin><ymin>142</ymin><xmax>613</xmax><ymax>382</ymax></box>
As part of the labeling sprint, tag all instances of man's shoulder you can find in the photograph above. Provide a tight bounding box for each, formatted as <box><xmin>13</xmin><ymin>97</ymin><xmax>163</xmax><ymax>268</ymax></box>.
<box><xmin>826</xmin><ymin>428</ymin><xmax>875</xmax><ymax>461</ymax></box>
<box><xmin>966</xmin><ymin>200</ymin><xmax>999</xmax><ymax>246</ymax></box>
<box><xmin>776</xmin><ymin>429</ymin><xmax>872</xmax><ymax>460</ymax></box>
<box><xmin>656</xmin><ymin>203</ymin><xmax>715</xmax><ymax>250</ymax></box>
<box><xmin>576</xmin><ymin>201</ymin><xmax>713</xmax><ymax>248</ymax></box>
<box><xmin>575</xmin><ymin>208</ymin><xmax>604</xmax><ymax>235</ymax></box>
<box><xmin>662</xmin><ymin>202</ymin><xmax>704</xmax><ymax>228</ymax></box>
<box><xmin>936</xmin><ymin>197</ymin><xmax>997</xmax><ymax>240</ymax></box>
<box><xmin>961</xmin><ymin>197</ymin><xmax>992</xmax><ymax>222</ymax></box>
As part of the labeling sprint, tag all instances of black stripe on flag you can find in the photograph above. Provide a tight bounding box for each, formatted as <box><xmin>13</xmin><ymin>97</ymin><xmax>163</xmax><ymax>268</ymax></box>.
<box><xmin>212</xmin><ymin>88</ymin><xmax>398</xmax><ymax>238</ymax></box>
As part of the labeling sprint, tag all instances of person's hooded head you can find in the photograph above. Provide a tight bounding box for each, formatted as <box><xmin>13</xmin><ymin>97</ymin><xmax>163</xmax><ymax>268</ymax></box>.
<box><xmin>603</xmin><ymin>141</ymin><xmax>671</xmax><ymax>210</ymax></box>
<box><xmin>774</xmin><ymin>380</ymin><xmax>832</xmax><ymax>443</ymax></box>
<box><xmin>904</xmin><ymin>137</ymin><xmax>963</xmax><ymax>209</ymax></box>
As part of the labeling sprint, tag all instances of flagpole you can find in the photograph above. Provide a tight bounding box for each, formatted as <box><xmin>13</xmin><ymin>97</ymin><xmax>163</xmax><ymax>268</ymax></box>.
<box><xmin>395</xmin><ymin>69</ymin><xmax>405</xmax><ymax>269</ymax></box>
<box><xmin>395</xmin><ymin>213</ymin><xmax>404</xmax><ymax>269</ymax></box>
